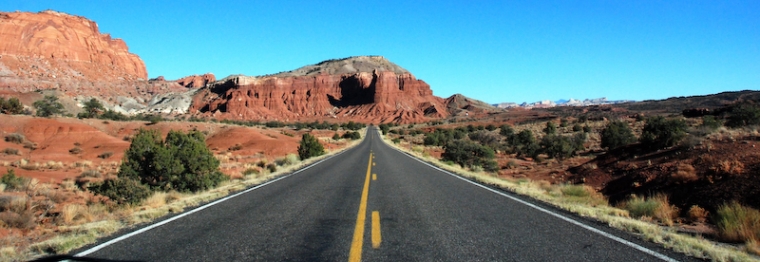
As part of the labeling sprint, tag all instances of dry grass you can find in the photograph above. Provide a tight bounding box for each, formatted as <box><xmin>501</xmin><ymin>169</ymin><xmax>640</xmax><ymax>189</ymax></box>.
<box><xmin>619</xmin><ymin>194</ymin><xmax>679</xmax><ymax>226</ymax></box>
<box><xmin>59</xmin><ymin>204</ymin><xmax>93</xmax><ymax>225</ymax></box>
<box><xmin>688</xmin><ymin>205</ymin><xmax>709</xmax><ymax>223</ymax></box>
<box><xmin>716</xmin><ymin>202</ymin><xmax>760</xmax><ymax>243</ymax></box>
<box><xmin>671</xmin><ymin>163</ymin><xmax>698</xmax><ymax>183</ymax></box>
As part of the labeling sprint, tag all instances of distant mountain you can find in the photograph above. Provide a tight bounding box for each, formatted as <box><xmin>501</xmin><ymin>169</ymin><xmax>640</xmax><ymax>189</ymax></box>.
<box><xmin>494</xmin><ymin>97</ymin><xmax>635</xmax><ymax>109</ymax></box>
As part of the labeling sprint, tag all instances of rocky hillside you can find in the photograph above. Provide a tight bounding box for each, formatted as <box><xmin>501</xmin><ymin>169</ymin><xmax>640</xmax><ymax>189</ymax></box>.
<box><xmin>0</xmin><ymin>10</ymin><xmax>192</xmax><ymax>113</ymax></box>
<box><xmin>190</xmin><ymin>56</ymin><xmax>449</xmax><ymax>123</ymax></box>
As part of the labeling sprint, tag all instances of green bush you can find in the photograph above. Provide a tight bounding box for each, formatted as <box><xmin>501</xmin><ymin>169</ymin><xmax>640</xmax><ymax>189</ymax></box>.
<box><xmin>543</xmin><ymin>121</ymin><xmax>557</xmax><ymax>135</ymax></box>
<box><xmin>342</xmin><ymin>131</ymin><xmax>361</xmax><ymax>140</ymax></box>
<box><xmin>540</xmin><ymin>134</ymin><xmax>585</xmax><ymax>161</ymax></box>
<box><xmin>600</xmin><ymin>121</ymin><xmax>636</xmax><ymax>150</ymax></box>
<box><xmin>640</xmin><ymin>116</ymin><xmax>688</xmax><ymax>150</ymax></box>
<box><xmin>117</xmin><ymin>129</ymin><xmax>226</xmax><ymax>192</ymax></box>
<box><xmin>485</xmin><ymin>124</ymin><xmax>497</xmax><ymax>131</ymax></box>
<box><xmin>572</xmin><ymin>124</ymin><xmax>583</xmax><ymax>132</ymax></box>
<box><xmin>33</xmin><ymin>95</ymin><xmax>65</xmax><ymax>117</ymax></box>
<box><xmin>77</xmin><ymin>98</ymin><xmax>105</xmax><ymax>119</ymax></box>
<box><xmin>442</xmin><ymin>139</ymin><xmax>497</xmax><ymax>171</ymax></box>
<box><xmin>379</xmin><ymin>124</ymin><xmax>390</xmax><ymax>135</ymax></box>
<box><xmin>391</xmin><ymin>138</ymin><xmax>401</xmax><ymax>144</ymax></box>
<box><xmin>726</xmin><ymin>104</ymin><xmax>760</xmax><ymax>128</ymax></box>
<box><xmin>332</xmin><ymin>133</ymin><xmax>341</xmax><ymax>140</ymax></box>
<box><xmin>99</xmin><ymin>109</ymin><xmax>129</xmax><ymax>121</ymax></box>
<box><xmin>88</xmin><ymin>177</ymin><xmax>151</xmax><ymax>205</ymax></box>
<box><xmin>298</xmin><ymin>133</ymin><xmax>325</xmax><ymax>160</ymax></box>
<box><xmin>701</xmin><ymin>115</ymin><xmax>722</xmax><ymax>131</ymax></box>
<box><xmin>0</xmin><ymin>97</ymin><xmax>24</xmax><ymax>114</ymax></box>
<box><xmin>1</xmin><ymin>169</ymin><xmax>28</xmax><ymax>190</ymax></box>
<box><xmin>510</xmin><ymin>130</ymin><xmax>540</xmax><ymax>159</ymax></box>
<box><xmin>499</xmin><ymin>124</ymin><xmax>514</xmax><ymax>137</ymax></box>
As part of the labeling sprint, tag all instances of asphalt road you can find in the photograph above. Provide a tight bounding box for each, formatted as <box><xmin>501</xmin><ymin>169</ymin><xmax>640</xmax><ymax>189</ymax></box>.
<box><xmin>73</xmin><ymin>128</ymin><xmax>698</xmax><ymax>261</ymax></box>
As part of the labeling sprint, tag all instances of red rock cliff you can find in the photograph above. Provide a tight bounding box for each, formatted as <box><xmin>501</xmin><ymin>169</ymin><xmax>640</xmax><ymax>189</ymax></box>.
<box><xmin>0</xmin><ymin>10</ymin><xmax>147</xmax><ymax>80</ymax></box>
<box><xmin>176</xmin><ymin>73</ymin><xmax>215</xmax><ymax>88</ymax></box>
<box><xmin>190</xmin><ymin>56</ymin><xmax>448</xmax><ymax>123</ymax></box>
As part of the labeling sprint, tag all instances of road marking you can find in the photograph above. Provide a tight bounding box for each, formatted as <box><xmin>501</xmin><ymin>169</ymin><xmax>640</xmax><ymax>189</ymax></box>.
<box><xmin>74</xmin><ymin>146</ymin><xmax>357</xmax><ymax>257</ymax></box>
<box><xmin>386</xmin><ymin>145</ymin><xmax>678</xmax><ymax>262</ymax></box>
<box><xmin>348</xmin><ymin>152</ymin><xmax>373</xmax><ymax>262</ymax></box>
<box><xmin>371</xmin><ymin>211</ymin><xmax>382</xmax><ymax>249</ymax></box>
<box><xmin>372</xmin><ymin>174</ymin><xmax>377</xmax><ymax>181</ymax></box>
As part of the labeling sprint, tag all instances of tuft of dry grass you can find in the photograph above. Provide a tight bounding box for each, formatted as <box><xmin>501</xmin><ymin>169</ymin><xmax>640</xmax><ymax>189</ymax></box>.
<box><xmin>715</xmin><ymin>202</ymin><xmax>760</xmax><ymax>243</ymax></box>
<box><xmin>671</xmin><ymin>163</ymin><xmax>698</xmax><ymax>183</ymax></box>
<box><xmin>620</xmin><ymin>194</ymin><xmax>679</xmax><ymax>226</ymax></box>
<box><xmin>687</xmin><ymin>205</ymin><xmax>709</xmax><ymax>223</ymax></box>
<box><xmin>59</xmin><ymin>204</ymin><xmax>93</xmax><ymax>225</ymax></box>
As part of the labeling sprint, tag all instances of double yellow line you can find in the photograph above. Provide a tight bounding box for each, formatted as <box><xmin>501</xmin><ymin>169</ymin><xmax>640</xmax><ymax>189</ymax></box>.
<box><xmin>348</xmin><ymin>152</ymin><xmax>381</xmax><ymax>262</ymax></box>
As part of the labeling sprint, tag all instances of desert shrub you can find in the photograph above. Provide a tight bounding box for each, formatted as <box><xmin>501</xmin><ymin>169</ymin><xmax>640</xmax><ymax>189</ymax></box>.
<box><xmin>715</xmin><ymin>202</ymin><xmax>760</xmax><ymax>243</ymax></box>
<box><xmin>69</xmin><ymin>147</ymin><xmax>83</xmax><ymax>154</ymax></box>
<box><xmin>97</xmin><ymin>152</ymin><xmax>113</xmax><ymax>159</ymax></box>
<box><xmin>341</xmin><ymin>121</ymin><xmax>365</xmax><ymax>131</ymax></box>
<box><xmin>379</xmin><ymin>124</ymin><xmax>390</xmax><ymax>135</ymax></box>
<box><xmin>4</xmin><ymin>133</ymin><xmax>25</xmax><ymax>144</ymax></box>
<box><xmin>1</xmin><ymin>169</ymin><xmax>28</xmax><ymax>191</ymax></box>
<box><xmin>266</xmin><ymin>163</ymin><xmax>277</xmax><ymax>173</ymax></box>
<box><xmin>0</xmin><ymin>210</ymin><xmax>35</xmax><ymax>229</ymax></box>
<box><xmin>600</xmin><ymin>121</ymin><xmax>636</xmax><ymax>150</ymax></box>
<box><xmin>118</xmin><ymin>129</ymin><xmax>226</xmax><ymax>192</ymax></box>
<box><xmin>298</xmin><ymin>133</ymin><xmax>325</xmax><ymax>160</ymax></box>
<box><xmin>701</xmin><ymin>115</ymin><xmax>722</xmax><ymax>131</ymax></box>
<box><xmin>621</xmin><ymin>194</ymin><xmax>679</xmax><ymax>226</ymax></box>
<box><xmin>499</xmin><ymin>124</ymin><xmax>514</xmax><ymax>138</ymax></box>
<box><xmin>582</xmin><ymin>125</ymin><xmax>592</xmax><ymax>133</ymax></box>
<box><xmin>572</xmin><ymin>124</ymin><xmax>583</xmax><ymax>132</ymax></box>
<box><xmin>342</xmin><ymin>131</ymin><xmax>361</xmax><ymax>140</ymax></box>
<box><xmin>242</xmin><ymin>168</ymin><xmax>259</xmax><ymax>176</ymax></box>
<box><xmin>726</xmin><ymin>103</ymin><xmax>760</xmax><ymax>128</ymax></box>
<box><xmin>510</xmin><ymin>130</ymin><xmax>540</xmax><ymax>159</ymax></box>
<box><xmin>99</xmin><ymin>110</ymin><xmax>129</xmax><ymax>121</ymax></box>
<box><xmin>485</xmin><ymin>124</ymin><xmax>497</xmax><ymax>131</ymax></box>
<box><xmin>543</xmin><ymin>121</ymin><xmax>557</xmax><ymax>135</ymax></box>
<box><xmin>442</xmin><ymin>139</ymin><xmax>497</xmax><ymax>172</ymax></box>
<box><xmin>33</xmin><ymin>95</ymin><xmax>65</xmax><ymax>117</ymax></box>
<box><xmin>640</xmin><ymin>116</ymin><xmax>688</xmax><ymax>150</ymax></box>
<box><xmin>77</xmin><ymin>98</ymin><xmax>105</xmax><ymax>119</ymax></box>
<box><xmin>2</xmin><ymin>148</ymin><xmax>19</xmax><ymax>155</ymax></box>
<box><xmin>0</xmin><ymin>97</ymin><xmax>24</xmax><ymax>115</ymax></box>
<box><xmin>540</xmin><ymin>134</ymin><xmax>585</xmax><ymax>161</ymax></box>
<box><xmin>228</xmin><ymin>144</ymin><xmax>243</xmax><ymax>151</ymax></box>
<box><xmin>79</xmin><ymin>170</ymin><xmax>101</xmax><ymax>178</ymax></box>
<box><xmin>560</xmin><ymin>118</ymin><xmax>569</xmax><ymax>127</ymax></box>
<box><xmin>332</xmin><ymin>133</ymin><xmax>341</xmax><ymax>140</ymax></box>
<box><xmin>468</xmin><ymin>130</ymin><xmax>500</xmax><ymax>149</ymax></box>
<box><xmin>391</xmin><ymin>138</ymin><xmax>400</xmax><ymax>144</ymax></box>
<box><xmin>688</xmin><ymin>205</ymin><xmax>709</xmax><ymax>223</ymax></box>
<box><xmin>88</xmin><ymin>177</ymin><xmax>151</xmax><ymax>205</ymax></box>
<box><xmin>670</xmin><ymin>163</ymin><xmax>698</xmax><ymax>183</ymax></box>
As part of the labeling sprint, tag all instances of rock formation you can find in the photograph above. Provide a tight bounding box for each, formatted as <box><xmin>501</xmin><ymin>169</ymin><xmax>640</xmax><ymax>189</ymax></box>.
<box><xmin>0</xmin><ymin>10</ymin><xmax>146</xmax><ymax>81</ymax></box>
<box><xmin>190</xmin><ymin>56</ymin><xmax>448</xmax><ymax>123</ymax></box>
<box><xmin>176</xmin><ymin>73</ymin><xmax>215</xmax><ymax>88</ymax></box>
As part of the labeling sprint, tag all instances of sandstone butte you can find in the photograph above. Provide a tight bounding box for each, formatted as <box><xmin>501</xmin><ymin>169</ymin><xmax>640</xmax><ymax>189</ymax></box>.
<box><xmin>190</xmin><ymin>56</ymin><xmax>450</xmax><ymax>124</ymax></box>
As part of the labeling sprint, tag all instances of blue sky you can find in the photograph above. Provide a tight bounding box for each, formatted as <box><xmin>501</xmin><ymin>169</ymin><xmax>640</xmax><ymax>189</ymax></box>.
<box><xmin>3</xmin><ymin>1</ymin><xmax>758</xmax><ymax>104</ymax></box>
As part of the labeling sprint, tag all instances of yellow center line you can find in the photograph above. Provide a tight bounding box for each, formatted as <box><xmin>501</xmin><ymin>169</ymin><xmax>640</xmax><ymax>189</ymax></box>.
<box><xmin>371</xmin><ymin>211</ymin><xmax>382</xmax><ymax>249</ymax></box>
<box><xmin>348</xmin><ymin>152</ymin><xmax>373</xmax><ymax>262</ymax></box>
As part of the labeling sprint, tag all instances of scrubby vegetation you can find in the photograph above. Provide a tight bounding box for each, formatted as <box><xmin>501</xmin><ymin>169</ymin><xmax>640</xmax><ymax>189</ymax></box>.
<box><xmin>297</xmin><ymin>133</ymin><xmax>325</xmax><ymax>160</ymax></box>
<box><xmin>33</xmin><ymin>95</ymin><xmax>66</xmax><ymax>117</ymax></box>
<box><xmin>600</xmin><ymin>121</ymin><xmax>636</xmax><ymax>149</ymax></box>
<box><xmin>0</xmin><ymin>97</ymin><xmax>24</xmax><ymax>114</ymax></box>
<box><xmin>640</xmin><ymin>116</ymin><xmax>688</xmax><ymax>150</ymax></box>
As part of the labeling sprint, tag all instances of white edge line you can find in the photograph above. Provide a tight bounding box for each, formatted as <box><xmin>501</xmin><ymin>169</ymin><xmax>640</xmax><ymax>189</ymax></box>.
<box><xmin>386</xmin><ymin>144</ymin><xmax>679</xmax><ymax>262</ymax></box>
<box><xmin>75</xmin><ymin>146</ymin><xmax>355</xmax><ymax>257</ymax></box>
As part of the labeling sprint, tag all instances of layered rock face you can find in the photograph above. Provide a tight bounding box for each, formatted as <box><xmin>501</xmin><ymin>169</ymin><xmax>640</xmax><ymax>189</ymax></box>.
<box><xmin>190</xmin><ymin>56</ymin><xmax>448</xmax><ymax>123</ymax></box>
<box><xmin>0</xmin><ymin>10</ymin><xmax>147</xmax><ymax>81</ymax></box>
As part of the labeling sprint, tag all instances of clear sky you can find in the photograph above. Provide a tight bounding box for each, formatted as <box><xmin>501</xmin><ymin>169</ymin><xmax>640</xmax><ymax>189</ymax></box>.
<box><xmin>3</xmin><ymin>1</ymin><xmax>758</xmax><ymax>104</ymax></box>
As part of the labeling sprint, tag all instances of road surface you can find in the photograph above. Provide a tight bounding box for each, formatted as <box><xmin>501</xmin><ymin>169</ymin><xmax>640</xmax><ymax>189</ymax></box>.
<box><xmin>73</xmin><ymin>128</ymin><xmax>696</xmax><ymax>261</ymax></box>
